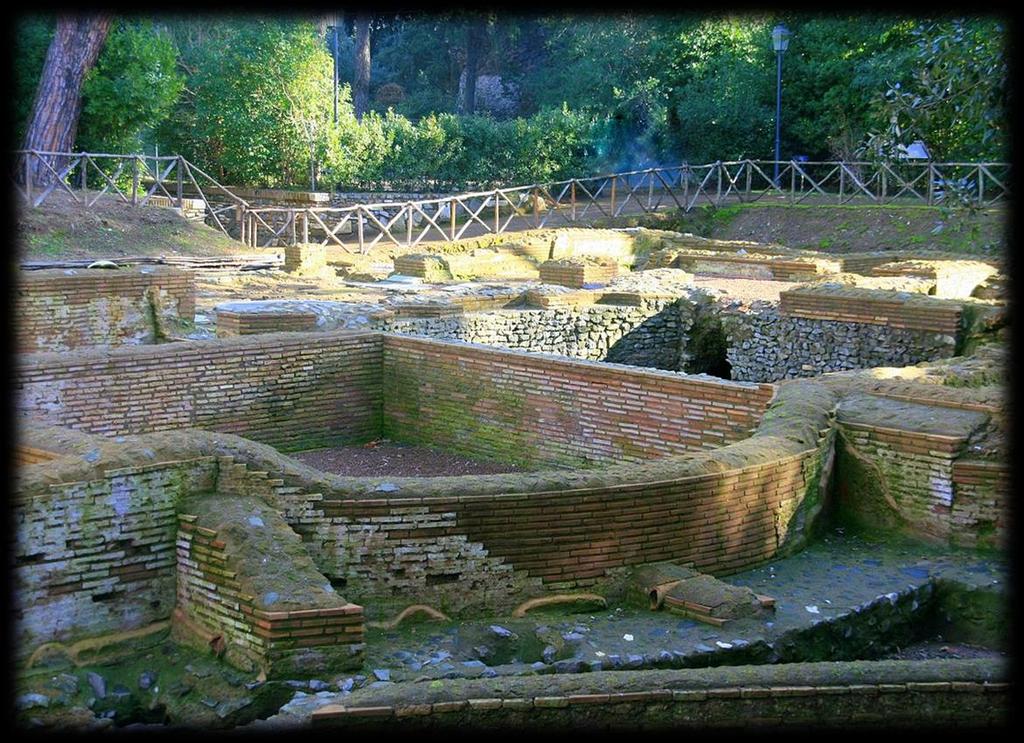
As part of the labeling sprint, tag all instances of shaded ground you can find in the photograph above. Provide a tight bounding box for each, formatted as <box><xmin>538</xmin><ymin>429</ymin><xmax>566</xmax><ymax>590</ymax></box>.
<box><xmin>289</xmin><ymin>441</ymin><xmax>538</xmax><ymax>477</ymax></box>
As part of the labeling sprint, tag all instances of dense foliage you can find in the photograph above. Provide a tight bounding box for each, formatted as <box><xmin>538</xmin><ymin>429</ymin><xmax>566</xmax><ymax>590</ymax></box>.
<box><xmin>14</xmin><ymin>13</ymin><xmax>1009</xmax><ymax>190</ymax></box>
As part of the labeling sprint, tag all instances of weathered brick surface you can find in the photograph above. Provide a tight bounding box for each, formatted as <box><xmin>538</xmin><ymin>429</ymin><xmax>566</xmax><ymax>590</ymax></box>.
<box><xmin>302</xmin><ymin>450</ymin><xmax>821</xmax><ymax>594</ymax></box>
<box><xmin>538</xmin><ymin>259</ymin><xmax>619</xmax><ymax>288</ymax></box>
<box><xmin>16</xmin><ymin>267</ymin><xmax>196</xmax><ymax>352</ymax></box>
<box><xmin>13</xmin><ymin>458</ymin><xmax>217</xmax><ymax>658</ymax></box>
<box><xmin>175</xmin><ymin>503</ymin><xmax>364</xmax><ymax>677</ymax></box>
<box><xmin>949</xmin><ymin>460</ymin><xmax>1009</xmax><ymax>549</ymax></box>
<box><xmin>382</xmin><ymin>335</ymin><xmax>774</xmax><ymax>466</ymax></box>
<box><xmin>779</xmin><ymin>286</ymin><xmax>963</xmax><ymax>335</ymax></box>
<box><xmin>16</xmin><ymin>332</ymin><xmax>383</xmax><ymax>451</ymax></box>
<box><xmin>216</xmin><ymin>310</ymin><xmax>318</xmax><ymax>336</ymax></box>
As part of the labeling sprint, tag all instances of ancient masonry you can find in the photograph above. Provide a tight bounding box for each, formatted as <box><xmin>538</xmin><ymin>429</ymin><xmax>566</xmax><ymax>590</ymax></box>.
<box><xmin>13</xmin><ymin>254</ymin><xmax>1008</xmax><ymax>689</ymax></box>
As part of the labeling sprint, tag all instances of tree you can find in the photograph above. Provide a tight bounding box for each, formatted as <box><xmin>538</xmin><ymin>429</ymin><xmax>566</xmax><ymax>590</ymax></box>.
<box><xmin>352</xmin><ymin>13</ymin><xmax>372</xmax><ymax>120</ymax></box>
<box><xmin>21</xmin><ymin>14</ymin><xmax>112</xmax><ymax>185</ymax></box>
<box><xmin>77</xmin><ymin>20</ymin><xmax>185</xmax><ymax>154</ymax></box>
<box><xmin>863</xmin><ymin>17</ymin><xmax>1008</xmax><ymax>162</ymax></box>
<box><xmin>462</xmin><ymin>16</ymin><xmax>489</xmax><ymax>114</ymax></box>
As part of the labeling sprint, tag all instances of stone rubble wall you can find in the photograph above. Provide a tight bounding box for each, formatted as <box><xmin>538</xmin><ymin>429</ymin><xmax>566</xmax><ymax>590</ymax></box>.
<box><xmin>380</xmin><ymin>300</ymin><xmax>692</xmax><ymax>371</ymax></box>
<box><xmin>723</xmin><ymin>304</ymin><xmax>957</xmax><ymax>383</ymax></box>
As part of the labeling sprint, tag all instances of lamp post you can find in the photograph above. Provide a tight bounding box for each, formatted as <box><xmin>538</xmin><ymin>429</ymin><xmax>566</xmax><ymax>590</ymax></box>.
<box><xmin>772</xmin><ymin>24</ymin><xmax>791</xmax><ymax>186</ymax></box>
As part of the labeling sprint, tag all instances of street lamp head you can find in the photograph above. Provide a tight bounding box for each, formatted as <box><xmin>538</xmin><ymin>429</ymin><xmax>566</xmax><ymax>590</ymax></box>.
<box><xmin>772</xmin><ymin>24</ymin><xmax>791</xmax><ymax>53</ymax></box>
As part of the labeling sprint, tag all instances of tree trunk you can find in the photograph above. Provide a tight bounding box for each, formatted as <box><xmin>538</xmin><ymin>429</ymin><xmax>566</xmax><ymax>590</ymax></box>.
<box><xmin>462</xmin><ymin>19</ymin><xmax>486</xmax><ymax>114</ymax></box>
<box><xmin>353</xmin><ymin>14</ymin><xmax>372</xmax><ymax>121</ymax></box>
<box><xmin>22</xmin><ymin>15</ymin><xmax>112</xmax><ymax>188</ymax></box>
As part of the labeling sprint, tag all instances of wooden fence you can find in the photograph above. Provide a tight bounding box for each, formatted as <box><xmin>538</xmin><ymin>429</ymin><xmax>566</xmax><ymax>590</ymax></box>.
<box><xmin>13</xmin><ymin>152</ymin><xmax>1010</xmax><ymax>253</ymax></box>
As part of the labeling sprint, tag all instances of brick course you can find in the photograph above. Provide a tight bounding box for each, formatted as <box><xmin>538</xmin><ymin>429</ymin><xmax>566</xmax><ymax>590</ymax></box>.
<box><xmin>16</xmin><ymin>266</ymin><xmax>196</xmax><ymax>352</ymax></box>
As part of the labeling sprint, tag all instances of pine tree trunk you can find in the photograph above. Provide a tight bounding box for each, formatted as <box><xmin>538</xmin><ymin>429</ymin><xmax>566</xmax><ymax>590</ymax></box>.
<box><xmin>353</xmin><ymin>14</ymin><xmax>372</xmax><ymax>121</ymax></box>
<box><xmin>462</xmin><ymin>20</ymin><xmax>484</xmax><ymax>114</ymax></box>
<box><xmin>22</xmin><ymin>15</ymin><xmax>112</xmax><ymax>188</ymax></box>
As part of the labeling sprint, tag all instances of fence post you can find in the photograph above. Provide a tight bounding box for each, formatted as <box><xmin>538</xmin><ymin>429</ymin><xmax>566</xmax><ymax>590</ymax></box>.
<box><xmin>80</xmin><ymin>154</ymin><xmax>88</xmax><ymax>197</ymax></box>
<box><xmin>978</xmin><ymin>167</ymin><xmax>985</xmax><ymax>205</ymax></box>
<box><xmin>357</xmin><ymin>208</ymin><xmax>365</xmax><ymax>253</ymax></box>
<box><xmin>682</xmin><ymin>165</ymin><xmax>689</xmax><ymax>210</ymax></box>
<box><xmin>289</xmin><ymin>210</ymin><xmax>297</xmax><ymax>245</ymax></box>
<box><xmin>302</xmin><ymin>210</ymin><xmax>310</xmax><ymax>244</ymax></box>
<box><xmin>176</xmin><ymin>156</ymin><xmax>184</xmax><ymax>208</ymax></box>
<box><xmin>533</xmin><ymin>187</ymin><xmax>540</xmax><ymax>228</ymax></box>
<box><xmin>571</xmin><ymin>181</ymin><xmax>577</xmax><ymax>222</ymax></box>
<box><xmin>610</xmin><ymin>176</ymin><xmax>617</xmax><ymax>215</ymax></box>
<box><xmin>744</xmin><ymin>160</ymin><xmax>752</xmax><ymax>201</ymax></box>
<box><xmin>237</xmin><ymin>206</ymin><xmax>245</xmax><ymax>244</ymax></box>
<box><xmin>24</xmin><ymin>154</ymin><xmax>33</xmax><ymax>204</ymax></box>
<box><xmin>839</xmin><ymin>166</ymin><xmax>845</xmax><ymax>203</ymax></box>
<box><xmin>131</xmin><ymin>156</ymin><xmax>140</xmax><ymax>205</ymax></box>
<box><xmin>406</xmin><ymin>203</ymin><xmax>414</xmax><ymax>245</ymax></box>
<box><xmin>881</xmin><ymin>167</ymin><xmax>887</xmax><ymax>203</ymax></box>
<box><xmin>927</xmin><ymin>163</ymin><xmax>935</xmax><ymax>206</ymax></box>
<box><xmin>450</xmin><ymin>198</ymin><xmax>457</xmax><ymax>240</ymax></box>
<box><xmin>647</xmin><ymin>170</ymin><xmax>654</xmax><ymax>209</ymax></box>
<box><xmin>716</xmin><ymin>162</ymin><xmax>722</xmax><ymax>204</ymax></box>
<box><xmin>790</xmin><ymin>164</ymin><xmax>796</xmax><ymax>203</ymax></box>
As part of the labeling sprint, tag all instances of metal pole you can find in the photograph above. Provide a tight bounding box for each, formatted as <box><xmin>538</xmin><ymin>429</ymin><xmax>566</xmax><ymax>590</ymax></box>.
<box><xmin>774</xmin><ymin>49</ymin><xmax>783</xmax><ymax>186</ymax></box>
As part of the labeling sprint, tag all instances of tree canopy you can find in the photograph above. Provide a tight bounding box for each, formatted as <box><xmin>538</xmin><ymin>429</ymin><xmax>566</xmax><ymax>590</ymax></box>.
<box><xmin>14</xmin><ymin>12</ymin><xmax>1010</xmax><ymax>190</ymax></box>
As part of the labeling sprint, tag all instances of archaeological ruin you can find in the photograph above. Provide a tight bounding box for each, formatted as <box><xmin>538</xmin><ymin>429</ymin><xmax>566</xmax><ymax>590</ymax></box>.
<box><xmin>14</xmin><ymin>207</ymin><xmax>1010</xmax><ymax>731</ymax></box>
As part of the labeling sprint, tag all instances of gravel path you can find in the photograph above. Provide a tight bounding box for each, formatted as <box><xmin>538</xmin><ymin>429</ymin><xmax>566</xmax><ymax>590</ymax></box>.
<box><xmin>290</xmin><ymin>441</ymin><xmax>535</xmax><ymax>477</ymax></box>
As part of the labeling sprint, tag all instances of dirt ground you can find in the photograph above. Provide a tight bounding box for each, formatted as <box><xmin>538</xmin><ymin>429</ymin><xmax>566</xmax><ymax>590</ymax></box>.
<box><xmin>288</xmin><ymin>441</ymin><xmax>537</xmax><ymax>477</ymax></box>
<box><xmin>17</xmin><ymin>191</ymin><xmax>251</xmax><ymax>260</ymax></box>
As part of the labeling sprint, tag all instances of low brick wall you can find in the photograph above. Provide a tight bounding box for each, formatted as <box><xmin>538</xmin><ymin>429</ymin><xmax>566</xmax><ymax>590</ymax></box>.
<box><xmin>673</xmin><ymin>254</ymin><xmax>838</xmax><ymax>282</ymax></box>
<box><xmin>146</xmin><ymin>195</ymin><xmax>207</xmax><ymax>220</ymax></box>
<box><xmin>834</xmin><ymin>397</ymin><xmax>1006</xmax><ymax>548</ymax></box>
<box><xmin>538</xmin><ymin>259</ymin><xmax>619</xmax><ymax>288</ymax></box>
<box><xmin>216</xmin><ymin>309</ymin><xmax>318</xmax><ymax>335</ymax></box>
<box><xmin>310</xmin><ymin>664</ymin><xmax>1009</xmax><ymax>729</ymax></box>
<box><xmin>16</xmin><ymin>266</ymin><xmax>196</xmax><ymax>352</ymax></box>
<box><xmin>382</xmin><ymin>335</ymin><xmax>774</xmax><ymax>467</ymax></box>
<box><xmin>779</xmin><ymin>286</ymin><xmax>963</xmax><ymax>335</ymax></box>
<box><xmin>16</xmin><ymin>332</ymin><xmax>383</xmax><ymax>452</ymax></box>
<box><xmin>176</xmin><ymin>510</ymin><xmax>364</xmax><ymax>678</ymax></box>
<box><xmin>284</xmin><ymin>244</ymin><xmax>329</xmax><ymax>273</ymax></box>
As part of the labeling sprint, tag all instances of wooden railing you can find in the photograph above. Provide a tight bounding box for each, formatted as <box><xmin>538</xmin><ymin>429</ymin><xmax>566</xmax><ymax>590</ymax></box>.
<box><xmin>12</xmin><ymin>150</ymin><xmax>249</xmax><ymax>240</ymax></box>
<box><xmin>13</xmin><ymin>153</ymin><xmax>1009</xmax><ymax>252</ymax></box>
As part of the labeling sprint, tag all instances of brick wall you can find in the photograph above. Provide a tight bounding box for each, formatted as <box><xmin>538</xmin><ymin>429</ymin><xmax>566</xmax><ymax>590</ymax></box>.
<box><xmin>950</xmin><ymin>460</ymin><xmax>1009</xmax><ymax>549</ymax></box>
<box><xmin>779</xmin><ymin>286</ymin><xmax>963</xmax><ymax>336</ymax></box>
<box><xmin>216</xmin><ymin>309</ymin><xmax>318</xmax><ymax>336</ymax></box>
<box><xmin>382</xmin><ymin>335</ymin><xmax>774</xmax><ymax>467</ymax></box>
<box><xmin>672</xmin><ymin>254</ymin><xmax>837</xmax><ymax>282</ymax></box>
<box><xmin>176</xmin><ymin>512</ymin><xmax>364</xmax><ymax>677</ymax></box>
<box><xmin>538</xmin><ymin>260</ymin><xmax>619</xmax><ymax>288</ymax></box>
<box><xmin>278</xmin><ymin>446</ymin><xmax>825</xmax><ymax>606</ymax></box>
<box><xmin>835</xmin><ymin>406</ymin><xmax>1006</xmax><ymax>547</ymax></box>
<box><xmin>13</xmin><ymin>457</ymin><xmax>217</xmax><ymax>659</ymax></box>
<box><xmin>16</xmin><ymin>266</ymin><xmax>196</xmax><ymax>352</ymax></box>
<box><xmin>16</xmin><ymin>332</ymin><xmax>382</xmax><ymax>452</ymax></box>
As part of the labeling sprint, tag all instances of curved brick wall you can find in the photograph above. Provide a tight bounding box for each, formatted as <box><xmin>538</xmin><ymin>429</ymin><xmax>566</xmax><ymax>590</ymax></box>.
<box><xmin>15</xmin><ymin>327</ymin><xmax>835</xmax><ymax>615</ymax></box>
